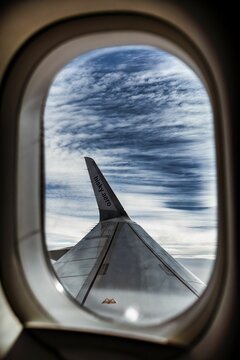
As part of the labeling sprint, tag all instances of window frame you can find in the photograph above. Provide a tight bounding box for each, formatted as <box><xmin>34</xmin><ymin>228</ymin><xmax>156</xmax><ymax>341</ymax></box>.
<box><xmin>0</xmin><ymin>13</ymin><xmax>226</xmax><ymax>346</ymax></box>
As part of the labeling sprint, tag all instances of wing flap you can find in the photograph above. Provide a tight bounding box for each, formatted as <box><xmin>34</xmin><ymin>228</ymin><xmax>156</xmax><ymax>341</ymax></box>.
<box><xmin>53</xmin><ymin>222</ymin><xmax>118</xmax><ymax>299</ymax></box>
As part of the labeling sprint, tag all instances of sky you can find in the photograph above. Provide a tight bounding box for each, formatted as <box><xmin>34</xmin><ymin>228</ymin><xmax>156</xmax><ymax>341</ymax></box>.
<box><xmin>44</xmin><ymin>45</ymin><xmax>217</xmax><ymax>283</ymax></box>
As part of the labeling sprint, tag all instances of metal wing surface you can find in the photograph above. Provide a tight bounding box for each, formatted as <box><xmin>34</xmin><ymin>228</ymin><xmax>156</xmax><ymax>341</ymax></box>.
<box><xmin>53</xmin><ymin>157</ymin><xmax>205</xmax><ymax>324</ymax></box>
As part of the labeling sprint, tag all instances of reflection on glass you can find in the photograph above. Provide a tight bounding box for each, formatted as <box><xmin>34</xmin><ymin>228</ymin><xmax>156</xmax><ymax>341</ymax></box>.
<box><xmin>44</xmin><ymin>46</ymin><xmax>217</xmax><ymax>325</ymax></box>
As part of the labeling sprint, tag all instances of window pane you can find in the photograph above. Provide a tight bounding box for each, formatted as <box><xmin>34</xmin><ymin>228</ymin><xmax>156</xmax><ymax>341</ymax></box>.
<box><xmin>44</xmin><ymin>45</ymin><xmax>216</xmax><ymax>324</ymax></box>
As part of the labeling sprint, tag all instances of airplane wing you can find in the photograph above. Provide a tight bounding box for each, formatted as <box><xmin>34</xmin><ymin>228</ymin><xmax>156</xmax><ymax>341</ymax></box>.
<box><xmin>49</xmin><ymin>247</ymin><xmax>72</xmax><ymax>261</ymax></box>
<box><xmin>53</xmin><ymin>157</ymin><xmax>205</xmax><ymax>324</ymax></box>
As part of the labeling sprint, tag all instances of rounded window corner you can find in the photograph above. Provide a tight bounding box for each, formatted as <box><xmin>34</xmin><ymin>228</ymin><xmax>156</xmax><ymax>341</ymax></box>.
<box><xmin>0</xmin><ymin>12</ymin><xmax>225</xmax><ymax>348</ymax></box>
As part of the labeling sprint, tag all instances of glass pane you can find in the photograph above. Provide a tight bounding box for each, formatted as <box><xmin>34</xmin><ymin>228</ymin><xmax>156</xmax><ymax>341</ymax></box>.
<box><xmin>44</xmin><ymin>45</ymin><xmax>217</xmax><ymax>325</ymax></box>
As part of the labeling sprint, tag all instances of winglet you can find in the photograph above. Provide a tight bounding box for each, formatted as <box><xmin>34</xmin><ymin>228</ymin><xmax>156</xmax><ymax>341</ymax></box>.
<box><xmin>85</xmin><ymin>157</ymin><xmax>129</xmax><ymax>221</ymax></box>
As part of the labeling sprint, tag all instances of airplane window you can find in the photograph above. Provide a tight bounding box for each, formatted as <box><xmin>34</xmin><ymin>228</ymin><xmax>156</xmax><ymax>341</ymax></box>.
<box><xmin>43</xmin><ymin>45</ymin><xmax>216</xmax><ymax>325</ymax></box>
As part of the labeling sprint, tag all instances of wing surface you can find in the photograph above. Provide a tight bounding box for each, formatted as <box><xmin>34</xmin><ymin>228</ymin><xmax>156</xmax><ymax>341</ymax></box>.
<box><xmin>54</xmin><ymin>222</ymin><xmax>118</xmax><ymax>297</ymax></box>
<box><xmin>80</xmin><ymin>221</ymin><xmax>205</xmax><ymax>323</ymax></box>
<box><xmin>53</xmin><ymin>157</ymin><xmax>205</xmax><ymax>323</ymax></box>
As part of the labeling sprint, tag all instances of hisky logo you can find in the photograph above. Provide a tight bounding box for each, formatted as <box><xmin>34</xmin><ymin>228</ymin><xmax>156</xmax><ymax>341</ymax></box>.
<box><xmin>94</xmin><ymin>175</ymin><xmax>112</xmax><ymax>207</ymax></box>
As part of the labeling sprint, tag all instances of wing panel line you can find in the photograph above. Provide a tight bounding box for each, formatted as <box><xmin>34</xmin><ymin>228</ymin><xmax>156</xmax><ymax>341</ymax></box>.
<box><xmin>77</xmin><ymin>222</ymin><xmax>121</xmax><ymax>304</ymax></box>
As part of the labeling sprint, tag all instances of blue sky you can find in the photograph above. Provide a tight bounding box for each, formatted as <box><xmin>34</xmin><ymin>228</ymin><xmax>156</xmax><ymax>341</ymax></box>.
<box><xmin>44</xmin><ymin>45</ymin><xmax>217</xmax><ymax>282</ymax></box>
